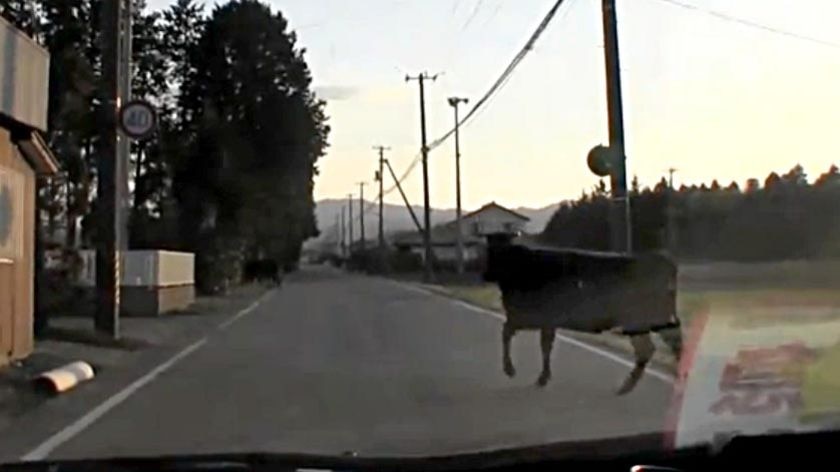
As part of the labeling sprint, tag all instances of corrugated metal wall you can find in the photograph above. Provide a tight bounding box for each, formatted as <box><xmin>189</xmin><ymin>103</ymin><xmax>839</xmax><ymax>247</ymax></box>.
<box><xmin>0</xmin><ymin>17</ymin><xmax>49</xmax><ymax>131</ymax></box>
<box><xmin>76</xmin><ymin>250</ymin><xmax>196</xmax><ymax>287</ymax></box>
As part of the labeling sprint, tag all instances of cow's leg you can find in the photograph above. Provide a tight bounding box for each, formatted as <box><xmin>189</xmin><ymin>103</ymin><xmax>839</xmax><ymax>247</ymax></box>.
<box><xmin>616</xmin><ymin>333</ymin><xmax>655</xmax><ymax>395</ymax></box>
<box><xmin>657</xmin><ymin>325</ymin><xmax>683</xmax><ymax>361</ymax></box>
<box><xmin>536</xmin><ymin>327</ymin><xmax>555</xmax><ymax>387</ymax></box>
<box><xmin>502</xmin><ymin>323</ymin><xmax>516</xmax><ymax>378</ymax></box>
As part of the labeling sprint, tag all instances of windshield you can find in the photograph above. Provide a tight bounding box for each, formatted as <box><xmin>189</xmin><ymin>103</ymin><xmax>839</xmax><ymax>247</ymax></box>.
<box><xmin>1</xmin><ymin>0</ymin><xmax>840</xmax><ymax>464</ymax></box>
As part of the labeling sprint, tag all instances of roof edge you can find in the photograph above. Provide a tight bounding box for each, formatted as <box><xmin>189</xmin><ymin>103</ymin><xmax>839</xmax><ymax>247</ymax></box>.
<box><xmin>15</xmin><ymin>130</ymin><xmax>60</xmax><ymax>175</ymax></box>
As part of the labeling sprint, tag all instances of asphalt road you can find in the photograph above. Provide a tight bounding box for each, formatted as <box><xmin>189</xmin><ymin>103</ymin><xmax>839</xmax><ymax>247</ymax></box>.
<box><xmin>27</xmin><ymin>266</ymin><xmax>674</xmax><ymax>460</ymax></box>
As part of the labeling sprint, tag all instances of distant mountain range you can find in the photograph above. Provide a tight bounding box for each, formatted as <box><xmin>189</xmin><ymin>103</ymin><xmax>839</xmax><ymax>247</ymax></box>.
<box><xmin>305</xmin><ymin>199</ymin><xmax>559</xmax><ymax>248</ymax></box>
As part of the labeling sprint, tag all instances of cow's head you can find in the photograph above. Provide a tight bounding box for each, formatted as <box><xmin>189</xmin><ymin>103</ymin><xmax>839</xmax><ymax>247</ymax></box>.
<box><xmin>483</xmin><ymin>233</ymin><xmax>517</xmax><ymax>283</ymax></box>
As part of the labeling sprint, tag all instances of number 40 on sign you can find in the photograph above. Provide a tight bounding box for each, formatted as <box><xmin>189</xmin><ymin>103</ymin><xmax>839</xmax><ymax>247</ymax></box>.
<box><xmin>119</xmin><ymin>100</ymin><xmax>157</xmax><ymax>140</ymax></box>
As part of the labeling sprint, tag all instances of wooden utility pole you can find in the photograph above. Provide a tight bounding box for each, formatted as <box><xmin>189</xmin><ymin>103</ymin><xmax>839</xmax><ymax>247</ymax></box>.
<box><xmin>358</xmin><ymin>182</ymin><xmax>366</xmax><ymax>252</ymax></box>
<box><xmin>373</xmin><ymin>146</ymin><xmax>390</xmax><ymax>251</ymax></box>
<box><xmin>406</xmin><ymin>72</ymin><xmax>437</xmax><ymax>282</ymax></box>
<box><xmin>601</xmin><ymin>0</ymin><xmax>631</xmax><ymax>254</ymax></box>
<box><xmin>95</xmin><ymin>0</ymin><xmax>122</xmax><ymax>337</ymax></box>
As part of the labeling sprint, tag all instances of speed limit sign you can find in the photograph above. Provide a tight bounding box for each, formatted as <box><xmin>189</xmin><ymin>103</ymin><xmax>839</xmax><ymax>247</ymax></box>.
<box><xmin>119</xmin><ymin>100</ymin><xmax>157</xmax><ymax>140</ymax></box>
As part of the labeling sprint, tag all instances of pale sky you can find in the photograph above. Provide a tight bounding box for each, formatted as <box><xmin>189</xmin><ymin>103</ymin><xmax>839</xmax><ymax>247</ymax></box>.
<box><xmin>148</xmin><ymin>0</ymin><xmax>840</xmax><ymax>209</ymax></box>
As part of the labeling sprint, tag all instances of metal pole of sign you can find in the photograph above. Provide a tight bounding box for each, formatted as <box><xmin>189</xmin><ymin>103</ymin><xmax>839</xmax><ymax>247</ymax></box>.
<box><xmin>117</xmin><ymin>0</ymin><xmax>132</xmax><ymax>250</ymax></box>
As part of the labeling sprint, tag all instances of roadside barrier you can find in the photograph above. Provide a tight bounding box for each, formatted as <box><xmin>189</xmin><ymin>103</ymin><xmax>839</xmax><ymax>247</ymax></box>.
<box><xmin>33</xmin><ymin>361</ymin><xmax>95</xmax><ymax>394</ymax></box>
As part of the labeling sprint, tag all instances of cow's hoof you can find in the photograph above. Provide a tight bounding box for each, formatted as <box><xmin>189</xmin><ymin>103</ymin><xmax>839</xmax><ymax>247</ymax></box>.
<box><xmin>616</xmin><ymin>368</ymin><xmax>645</xmax><ymax>395</ymax></box>
<box><xmin>536</xmin><ymin>372</ymin><xmax>551</xmax><ymax>388</ymax></box>
<box><xmin>615</xmin><ymin>382</ymin><xmax>635</xmax><ymax>396</ymax></box>
<box><xmin>503</xmin><ymin>361</ymin><xmax>516</xmax><ymax>378</ymax></box>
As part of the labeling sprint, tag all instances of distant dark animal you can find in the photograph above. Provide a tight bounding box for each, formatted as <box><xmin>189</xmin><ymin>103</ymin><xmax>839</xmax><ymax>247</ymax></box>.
<box><xmin>243</xmin><ymin>259</ymin><xmax>283</xmax><ymax>286</ymax></box>
<box><xmin>483</xmin><ymin>235</ymin><xmax>682</xmax><ymax>394</ymax></box>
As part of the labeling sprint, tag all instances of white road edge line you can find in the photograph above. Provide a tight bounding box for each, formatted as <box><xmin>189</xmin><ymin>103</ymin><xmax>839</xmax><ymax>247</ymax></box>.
<box><xmin>21</xmin><ymin>290</ymin><xmax>274</xmax><ymax>461</ymax></box>
<box><xmin>387</xmin><ymin>279</ymin><xmax>674</xmax><ymax>384</ymax></box>
<box><xmin>21</xmin><ymin>338</ymin><xmax>209</xmax><ymax>461</ymax></box>
<box><xmin>217</xmin><ymin>290</ymin><xmax>272</xmax><ymax>331</ymax></box>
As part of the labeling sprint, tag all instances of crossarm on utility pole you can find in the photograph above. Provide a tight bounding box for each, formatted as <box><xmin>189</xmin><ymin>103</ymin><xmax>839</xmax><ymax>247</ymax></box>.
<box><xmin>385</xmin><ymin>159</ymin><xmax>424</xmax><ymax>235</ymax></box>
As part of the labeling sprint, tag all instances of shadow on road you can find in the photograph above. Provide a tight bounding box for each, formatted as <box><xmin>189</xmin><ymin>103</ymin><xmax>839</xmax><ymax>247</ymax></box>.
<box><xmin>285</xmin><ymin>264</ymin><xmax>349</xmax><ymax>283</ymax></box>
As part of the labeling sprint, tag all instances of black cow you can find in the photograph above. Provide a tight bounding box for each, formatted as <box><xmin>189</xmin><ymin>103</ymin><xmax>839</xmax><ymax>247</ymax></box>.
<box><xmin>483</xmin><ymin>235</ymin><xmax>682</xmax><ymax>394</ymax></box>
<box><xmin>243</xmin><ymin>259</ymin><xmax>283</xmax><ymax>286</ymax></box>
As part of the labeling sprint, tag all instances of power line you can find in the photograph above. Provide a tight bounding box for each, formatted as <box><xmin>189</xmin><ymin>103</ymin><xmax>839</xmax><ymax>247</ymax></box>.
<box><xmin>335</xmin><ymin>0</ymin><xmax>572</xmax><ymax>237</ymax></box>
<box><xmin>462</xmin><ymin>0</ymin><xmax>578</xmax><ymax>127</ymax></box>
<box><xmin>370</xmin><ymin>0</ymin><xmax>571</xmax><ymax>211</ymax></box>
<box><xmin>427</xmin><ymin>0</ymin><xmax>572</xmax><ymax>152</ymax></box>
<box><xmin>378</xmin><ymin>0</ymin><xmax>834</xmax><ymax>213</ymax></box>
<box><xmin>327</xmin><ymin>0</ymin><xmax>837</xmax><ymax>244</ymax></box>
<box><xmin>462</xmin><ymin>0</ymin><xmax>486</xmax><ymax>31</ymax></box>
<box><xmin>652</xmin><ymin>0</ymin><xmax>840</xmax><ymax>50</ymax></box>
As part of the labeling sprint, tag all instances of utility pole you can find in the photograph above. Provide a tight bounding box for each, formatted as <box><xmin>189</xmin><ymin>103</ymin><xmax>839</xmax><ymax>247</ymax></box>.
<box><xmin>373</xmin><ymin>146</ymin><xmax>390</xmax><ymax>252</ymax></box>
<box><xmin>334</xmin><ymin>213</ymin><xmax>341</xmax><ymax>256</ymax></box>
<box><xmin>117</xmin><ymin>0</ymin><xmax>132</xmax><ymax>249</ymax></box>
<box><xmin>95</xmin><ymin>0</ymin><xmax>122</xmax><ymax>338</ymax></box>
<box><xmin>668</xmin><ymin>167</ymin><xmax>677</xmax><ymax>191</ymax></box>
<box><xmin>667</xmin><ymin>167</ymin><xmax>678</xmax><ymax>256</ymax></box>
<box><xmin>340</xmin><ymin>207</ymin><xmax>346</xmax><ymax>258</ymax></box>
<box><xmin>347</xmin><ymin>193</ymin><xmax>354</xmax><ymax>255</ymax></box>
<box><xmin>358</xmin><ymin>182</ymin><xmax>366</xmax><ymax>252</ymax></box>
<box><xmin>601</xmin><ymin>0</ymin><xmax>631</xmax><ymax>254</ymax></box>
<box><xmin>448</xmin><ymin>97</ymin><xmax>468</xmax><ymax>274</ymax></box>
<box><xmin>385</xmin><ymin>159</ymin><xmax>424</xmax><ymax>234</ymax></box>
<box><xmin>406</xmin><ymin>72</ymin><xmax>438</xmax><ymax>281</ymax></box>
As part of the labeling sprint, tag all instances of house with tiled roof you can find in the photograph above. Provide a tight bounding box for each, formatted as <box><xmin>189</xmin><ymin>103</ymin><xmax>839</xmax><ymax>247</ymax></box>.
<box><xmin>392</xmin><ymin>202</ymin><xmax>529</xmax><ymax>264</ymax></box>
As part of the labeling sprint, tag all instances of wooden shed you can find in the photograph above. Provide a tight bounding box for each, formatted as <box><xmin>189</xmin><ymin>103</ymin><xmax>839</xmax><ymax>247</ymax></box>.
<box><xmin>0</xmin><ymin>17</ymin><xmax>58</xmax><ymax>366</ymax></box>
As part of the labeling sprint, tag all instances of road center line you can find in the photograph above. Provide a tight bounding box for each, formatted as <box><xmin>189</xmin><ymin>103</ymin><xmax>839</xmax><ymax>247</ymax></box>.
<box><xmin>386</xmin><ymin>279</ymin><xmax>674</xmax><ymax>384</ymax></box>
<box><xmin>21</xmin><ymin>338</ymin><xmax>208</xmax><ymax>461</ymax></box>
